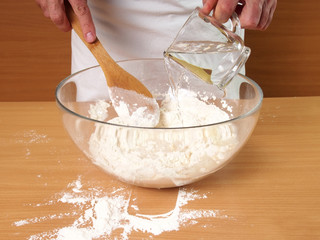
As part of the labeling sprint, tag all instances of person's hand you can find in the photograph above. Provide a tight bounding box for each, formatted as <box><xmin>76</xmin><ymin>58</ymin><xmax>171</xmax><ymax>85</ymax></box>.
<box><xmin>201</xmin><ymin>0</ymin><xmax>277</xmax><ymax>30</ymax></box>
<box><xmin>35</xmin><ymin>0</ymin><xmax>96</xmax><ymax>43</ymax></box>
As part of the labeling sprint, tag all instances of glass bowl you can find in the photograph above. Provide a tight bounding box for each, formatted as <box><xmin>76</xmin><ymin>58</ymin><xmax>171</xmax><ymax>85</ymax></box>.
<box><xmin>56</xmin><ymin>58</ymin><xmax>263</xmax><ymax>188</ymax></box>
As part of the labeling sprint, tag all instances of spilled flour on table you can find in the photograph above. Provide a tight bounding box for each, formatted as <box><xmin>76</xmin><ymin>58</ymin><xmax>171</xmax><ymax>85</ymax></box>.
<box><xmin>14</xmin><ymin>129</ymin><xmax>51</xmax><ymax>144</ymax></box>
<box><xmin>13</xmin><ymin>129</ymin><xmax>52</xmax><ymax>160</ymax></box>
<box><xmin>13</xmin><ymin>176</ymin><xmax>233</xmax><ymax>239</ymax></box>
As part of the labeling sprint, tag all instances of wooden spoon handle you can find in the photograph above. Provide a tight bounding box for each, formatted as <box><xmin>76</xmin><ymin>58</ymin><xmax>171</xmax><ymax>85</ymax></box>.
<box><xmin>65</xmin><ymin>3</ymin><xmax>117</xmax><ymax>73</ymax></box>
<box><xmin>65</xmin><ymin>2</ymin><xmax>153</xmax><ymax>98</ymax></box>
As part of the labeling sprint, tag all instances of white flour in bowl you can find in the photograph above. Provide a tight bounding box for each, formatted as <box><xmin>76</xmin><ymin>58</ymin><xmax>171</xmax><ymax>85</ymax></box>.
<box><xmin>88</xmin><ymin>89</ymin><xmax>238</xmax><ymax>187</ymax></box>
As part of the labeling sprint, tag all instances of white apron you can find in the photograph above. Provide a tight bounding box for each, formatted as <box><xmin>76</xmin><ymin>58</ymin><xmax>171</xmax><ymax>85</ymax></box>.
<box><xmin>71</xmin><ymin>0</ymin><xmax>245</xmax><ymax>99</ymax></box>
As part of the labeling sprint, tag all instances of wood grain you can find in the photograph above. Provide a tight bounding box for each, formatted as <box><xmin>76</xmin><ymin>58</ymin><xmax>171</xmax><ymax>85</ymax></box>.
<box><xmin>245</xmin><ymin>0</ymin><xmax>320</xmax><ymax>97</ymax></box>
<box><xmin>0</xmin><ymin>0</ymin><xmax>319</xmax><ymax>101</ymax></box>
<box><xmin>0</xmin><ymin>97</ymin><xmax>320</xmax><ymax>239</ymax></box>
<box><xmin>0</xmin><ymin>1</ymin><xmax>71</xmax><ymax>101</ymax></box>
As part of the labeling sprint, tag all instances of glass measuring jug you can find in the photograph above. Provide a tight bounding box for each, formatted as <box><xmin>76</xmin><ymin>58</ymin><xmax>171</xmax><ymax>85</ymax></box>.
<box><xmin>164</xmin><ymin>7</ymin><xmax>251</xmax><ymax>90</ymax></box>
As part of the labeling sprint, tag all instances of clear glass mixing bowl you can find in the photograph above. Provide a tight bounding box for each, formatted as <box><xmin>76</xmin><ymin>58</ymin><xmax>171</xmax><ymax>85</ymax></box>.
<box><xmin>56</xmin><ymin>58</ymin><xmax>263</xmax><ymax>188</ymax></box>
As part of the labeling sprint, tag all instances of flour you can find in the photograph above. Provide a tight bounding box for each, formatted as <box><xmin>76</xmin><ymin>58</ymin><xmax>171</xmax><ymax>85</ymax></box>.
<box><xmin>14</xmin><ymin>219</ymin><xmax>29</xmax><ymax>227</ymax></box>
<box><xmin>88</xmin><ymin>100</ymin><xmax>110</xmax><ymax>121</ymax></box>
<box><xmin>88</xmin><ymin>88</ymin><xmax>238</xmax><ymax>187</ymax></box>
<box><xmin>14</xmin><ymin>177</ymin><xmax>232</xmax><ymax>240</ymax></box>
<box><xmin>14</xmin><ymin>129</ymin><xmax>50</xmax><ymax>144</ymax></box>
<box><xmin>158</xmin><ymin>89</ymin><xmax>230</xmax><ymax>127</ymax></box>
<box><xmin>108</xmin><ymin>86</ymin><xmax>160</xmax><ymax>127</ymax></box>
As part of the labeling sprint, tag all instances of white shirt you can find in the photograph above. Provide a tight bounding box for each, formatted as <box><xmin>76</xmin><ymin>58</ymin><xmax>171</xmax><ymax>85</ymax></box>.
<box><xmin>71</xmin><ymin>0</ymin><xmax>246</xmax><ymax>99</ymax></box>
<box><xmin>72</xmin><ymin>0</ymin><xmax>246</xmax><ymax>71</ymax></box>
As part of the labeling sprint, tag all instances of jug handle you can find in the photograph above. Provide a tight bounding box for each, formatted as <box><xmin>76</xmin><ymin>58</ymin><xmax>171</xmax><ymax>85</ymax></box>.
<box><xmin>229</xmin><ymin>12</ymin><xmax>241</xmax><ymax>33</ymax></box>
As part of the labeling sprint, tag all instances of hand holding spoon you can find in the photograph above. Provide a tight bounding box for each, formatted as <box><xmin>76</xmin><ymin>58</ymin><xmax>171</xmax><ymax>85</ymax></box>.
<box><xmin>66</xmin><ymin>4</ymin><xmax>160</xmax><ymax>127</ymax></box>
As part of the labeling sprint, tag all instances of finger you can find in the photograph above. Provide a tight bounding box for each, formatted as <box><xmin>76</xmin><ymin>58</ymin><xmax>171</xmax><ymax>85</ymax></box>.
<box><xmin>261</xmin><ymin>1</ymin><xmax>277</xmax><ymax>30</ymax></box>
<box><xmin>257</xmin><ymin>1</ymin><xmax>270</xmax><ymax>30</ymax></box>
<box><xmin>36</xmin><ymin>0</ymin><xmax>50</xmax><ymax>18</ymax></box>
<box><xmin>201</xmin><ymin>0</ymin><xmax>218</xmax><ymax>15</ymax></box>
<box><xmin>214</xmin><ymin>0</ymin><xmax>239</xmax><ymax>23</ymax></box>
<box><xmin>69</xmin><ymin>0</ymin><xmax>96</xmax><ymax>43</ymax></box>
<box><xmin>47</xmin><ymin>0</ymin><xmax>71</xmax><ymax>32</ymax></box>
<box><xmin>238</xmin><ymin>0</ymin><xmax>263</xmax><ymax>29</ymax></box>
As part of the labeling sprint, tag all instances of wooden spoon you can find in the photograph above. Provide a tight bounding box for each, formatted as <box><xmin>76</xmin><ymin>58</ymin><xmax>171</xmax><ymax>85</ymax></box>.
<box><xmin>66</xmin><ymin>4</ymin><xmax>160</xmax><ymax>127</ymax></box>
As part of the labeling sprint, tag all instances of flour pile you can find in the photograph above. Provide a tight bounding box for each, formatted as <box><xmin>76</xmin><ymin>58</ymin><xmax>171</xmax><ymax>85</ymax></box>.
<box><xmin>88</xmin><ymin>89</ymin><xmax>238</xmax><ymax>187</ymax></box>
<box><xmin>14</xmin><ymin>177</ymin><xmax>232</xmax><ymax>240</ymax></box>
<box><xmin>108</xmin><ymin>86</ymin><xmax>160</xmax><ymax>127</ymax></box>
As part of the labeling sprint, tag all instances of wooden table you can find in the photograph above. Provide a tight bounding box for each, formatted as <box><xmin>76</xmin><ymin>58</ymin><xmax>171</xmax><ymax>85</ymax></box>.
<box><xmin>1</xmin><ymin>97</ymin><xmax>320</xmax><ymax>239</ymax></box>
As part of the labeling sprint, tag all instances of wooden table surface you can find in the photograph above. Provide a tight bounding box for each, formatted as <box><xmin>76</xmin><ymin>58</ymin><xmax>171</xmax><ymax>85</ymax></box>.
<box><xmin>1</xmin><ymin>97</ymin><xmax>320</xmax><ymax>240</ymax></box>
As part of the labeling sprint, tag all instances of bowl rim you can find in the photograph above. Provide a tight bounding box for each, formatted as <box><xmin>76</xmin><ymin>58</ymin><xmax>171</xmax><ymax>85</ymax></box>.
<box><xmin>55</xmin><ymin>58</ymin><xmax>263</xmax><ymax>130</ymax></box>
